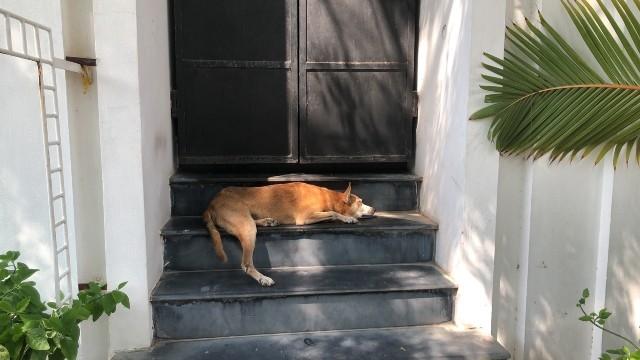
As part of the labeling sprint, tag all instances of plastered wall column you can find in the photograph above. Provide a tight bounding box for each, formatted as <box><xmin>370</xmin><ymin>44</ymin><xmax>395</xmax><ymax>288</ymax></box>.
<box><xmin>61</xmin><ymin>0</ymin><xmax>109</xmax><ymax>358</ymax></box>
<box><xmin>93</xmin><ymin>0</ymin><xmax>172</xmax><ymax>355</ymax></box>
<box><xmin>93</xmin><ymin>0</ymin><xmax>153</xmax><ymax>354</ymax></box>
<box><xmin>415</xmin><ymin>0</ymin><xmax>505</xmax><ymax>332</ymax></box>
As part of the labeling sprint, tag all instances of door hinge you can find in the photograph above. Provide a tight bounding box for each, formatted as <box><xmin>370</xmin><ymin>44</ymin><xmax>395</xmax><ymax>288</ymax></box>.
<box><xmin>171</xmin><ymin>90</ymin><xmax>179</xmax><ymax>118</ymax></box>
<box><xmin>410</xmin><ymin>91</ymin><xmax>419</xmax><ymax>118</ymax></box>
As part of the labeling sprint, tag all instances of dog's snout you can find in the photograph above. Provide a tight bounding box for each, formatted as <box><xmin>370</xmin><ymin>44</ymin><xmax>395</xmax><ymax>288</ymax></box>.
<box><xmin>362</xmin><ymin>204</ymin><xmax>376</xmax><ymax>215</ymax></box>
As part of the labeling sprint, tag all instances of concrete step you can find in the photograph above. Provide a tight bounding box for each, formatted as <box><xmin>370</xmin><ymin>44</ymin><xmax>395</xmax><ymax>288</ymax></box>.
<box><xmin>162</xmin><ymin>211</ymin><xmax>437</xmax><ymax>271</ymax></box>
<box><xmin>151</xmin><ymin>263</ymin><xmax>456</xmax><ymax>339</ymax></box>
<box><xmin>170</xmin><ymin>172</ymin><xmax>422</xmax><ymax>216</ymax></box>
<box><xmin>113</xmin><ymin>324</ymin><xmax>510</xmax><ymax>360</ymax></box>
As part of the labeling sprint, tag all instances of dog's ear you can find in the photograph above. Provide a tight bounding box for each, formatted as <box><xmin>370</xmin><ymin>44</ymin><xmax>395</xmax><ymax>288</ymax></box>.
<box><xmin>343</xmin><ymin>182</ymin><xmax>352</xmax><ymax>203</ymax></box>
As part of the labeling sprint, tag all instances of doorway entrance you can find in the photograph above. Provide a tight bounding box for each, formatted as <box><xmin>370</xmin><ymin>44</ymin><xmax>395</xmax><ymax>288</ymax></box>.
<box><xmin>171</xmin><ymin>0</ymin><xmax>417</xmax><ymax>169</ymax></box>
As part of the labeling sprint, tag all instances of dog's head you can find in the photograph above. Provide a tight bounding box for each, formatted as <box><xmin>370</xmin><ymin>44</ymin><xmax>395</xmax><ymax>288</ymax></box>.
<box><xmin>336</xmin><ymin>183</ymin><xmax>376</xmax><ymax>218</ymax></box>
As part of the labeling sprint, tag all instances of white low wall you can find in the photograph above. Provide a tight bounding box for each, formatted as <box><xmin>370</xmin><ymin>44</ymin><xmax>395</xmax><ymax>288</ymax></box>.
<box><xmin>489</xmin><ymin>1</ymin><xmax>636</xmax><ymax>359</ymax></box>
<box><xmin>605</xmin><ymin>165</ymin><xmax>640</xmax><ymax>351</ymax></box>
<box><xmin>415</xmin><ymin>0</ymin><xmax>640</xmax><ymax>359</ymax></box>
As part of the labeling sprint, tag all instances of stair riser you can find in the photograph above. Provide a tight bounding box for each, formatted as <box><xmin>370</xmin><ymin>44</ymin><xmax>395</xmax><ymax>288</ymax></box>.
<box><xmin>163</xmin><ymin>229</ymin><xmax>435</xmax><ymax>271</ymax></box>
<box><xmin>171</xmin><ymin>181</ymin><xmax>420</xmax><ymax>216</ymax></box>
<box><xmin>153</xmin><ymin>290</ymin><xmax>452</xmax><ymax>339</ymax></box>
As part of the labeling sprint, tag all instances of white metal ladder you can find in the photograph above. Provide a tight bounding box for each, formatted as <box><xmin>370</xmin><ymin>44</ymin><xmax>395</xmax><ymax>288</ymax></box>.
<box><xmin>0</xmin><ymin>8</ymin><xmax>83</xmax><ymax>304</ymax></box>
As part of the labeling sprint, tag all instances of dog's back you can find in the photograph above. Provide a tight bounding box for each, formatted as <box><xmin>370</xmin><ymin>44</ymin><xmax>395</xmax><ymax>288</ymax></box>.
<box><xmin>214</xmin><ymin>182</ymin><xmax>334</xmax><ymax>222</ymax></box>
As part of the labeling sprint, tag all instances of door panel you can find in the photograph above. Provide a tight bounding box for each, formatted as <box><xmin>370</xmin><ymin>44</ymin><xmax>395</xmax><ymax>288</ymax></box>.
<box><xmin>304</xmin><ymin>71</ymin><xmax>408</xmax><ymax>161</ymax></box>
<box><xmin>300</xmin><ymin>0</ymin><xmax>416</xmax><ymax>164</ymax></box>
<box><xmin>174</xmin><ymin>0</ymin><xmax>298</xmax><ymax>165</ymax></box>
<box><xmin>179</xmin><ymin>1</ymin><xmax>288</xmax><ymax>61</ymax></box>
<box><xmin>179</xmin><ymin>66</ymin><xmax>292</xmax><ymax>161</ymax></box>
<box><xmin>306</xmin><ymin>0</ymin><xmax>410</xmax><ymax>62</ymax></box>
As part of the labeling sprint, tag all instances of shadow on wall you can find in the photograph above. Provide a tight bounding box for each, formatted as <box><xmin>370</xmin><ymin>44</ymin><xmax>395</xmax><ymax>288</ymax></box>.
<box><xmin>413</xmin><ymin>0</ymin><xmax>469</xmax><ymax>273</ymax></box>
<box><xmin>414</xmin><ymin>0</ymin><xmax>499</xmax><ymax>328</ymax></box>
<box><xmin>604</xmin><ymin>165</ymin><xmax>640</xmax><ymax>350</ymax></box>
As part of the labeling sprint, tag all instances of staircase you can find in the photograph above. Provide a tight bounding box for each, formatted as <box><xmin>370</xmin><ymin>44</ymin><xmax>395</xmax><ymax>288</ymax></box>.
<box><xmin>114</xmin><ymin>173</ymin><xmax>509</xmax><ymax>359</ymax></box>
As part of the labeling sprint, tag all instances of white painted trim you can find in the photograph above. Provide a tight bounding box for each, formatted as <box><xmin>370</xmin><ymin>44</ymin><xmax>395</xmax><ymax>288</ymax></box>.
<box><xmin>590</xmin><ymin>158</ymin><xmax>614</xmax><ymax>360</ymax></box>
<box><xmin>515</xmin><ymin>159</ymin><xmax>533</xmax><ymax>360</ymax></box>
<box><xmin>52</xmin><ymin>57</ymin><xmax>82</xmax><ymax>73</ymax></box>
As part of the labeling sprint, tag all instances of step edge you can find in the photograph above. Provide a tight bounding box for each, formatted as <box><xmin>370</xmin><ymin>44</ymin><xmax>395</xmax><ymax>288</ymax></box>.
<box><xmin>161</xmin><ymin>223</ymin><xmax>438</xmax><ymax>237</ymax></box>
<box><xmin>170</xmin><ymin>173</ymin><xmax>424</xmax><ymax>184</ymax></box>
<box><xmin>150</xmin><ymin>263</ymin><xmax>457</xmax><ymax>302</ymax></box>
<box><xmin>151</xmin><ymin>323</ymin><xmax>459</xmax><ymax>344</ymax></box>
<box><xmin>142</xmin><ymin>324</ymin><xmax>510</xmax><ymax>360</ymax></box>
<box><xmin>161</xmin><ymin>213</ymin><xmax>439</xmax><ymax>236</ymax></box>
<box><xmin>150</xmin><ymin>286</ymin><xmax>456</xmax><ymax>303</ymax></box>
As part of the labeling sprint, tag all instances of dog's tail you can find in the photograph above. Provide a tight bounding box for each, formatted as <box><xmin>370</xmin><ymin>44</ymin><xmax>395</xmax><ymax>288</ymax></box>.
<box><xmin>203</xmin><ymin>208</ymin><xmax>228</xmax><ymax>263</ymax></box>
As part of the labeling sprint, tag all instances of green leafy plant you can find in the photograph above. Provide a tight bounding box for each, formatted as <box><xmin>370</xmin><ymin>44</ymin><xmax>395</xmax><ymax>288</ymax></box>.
<box><xmin>578</xmin><ymin>288</ymin><xmax>640</xmax><ymax>360</ymax></box>
<box><xmin>0</xmin><ymin>250</ymin><xmax>129</xmax><ymax>360</ymax></box>
<box><xmin>472</xmin><ymin>0</ymin><xmax>640</xmax><ymax>167</ymax></box>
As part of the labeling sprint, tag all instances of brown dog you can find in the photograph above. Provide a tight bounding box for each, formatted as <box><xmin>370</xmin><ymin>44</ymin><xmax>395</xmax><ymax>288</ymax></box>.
<box><xmin>203</xmin><ymin>182</ymin><xmax>376</xmax><ymax>286</ymax></box>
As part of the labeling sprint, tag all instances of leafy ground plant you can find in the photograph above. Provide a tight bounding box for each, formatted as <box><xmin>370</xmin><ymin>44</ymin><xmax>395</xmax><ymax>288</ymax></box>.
<box><xmin>0</xmin><ymin>250</ymin><xmax>129</xmax><ymax>360</ymax></box>
<box><xmin>578</xmin><ymin>288</ymin><xmax>640</xmax><ymax>360</ymax></box>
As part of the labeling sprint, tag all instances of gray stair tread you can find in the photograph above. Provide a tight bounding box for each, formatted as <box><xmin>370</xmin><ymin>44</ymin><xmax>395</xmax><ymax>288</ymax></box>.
<box><xmin>162</xmin><ymin>211</ymin><xmax>437</xmax><ymax>236</ymax></box>
<box><xmin>151</xmin><ymin>263</ymin><xmax>455</xmax><ymax>302</ymax></box>
<box><xmin>113</xmin><ymin>324</ymin><xmax>510</xmax><ymax>360</ymax></box>
<box><xmin>171</xmin><ymin>172</ymin><xmax>422</xmax><ymax>184</ymax></box>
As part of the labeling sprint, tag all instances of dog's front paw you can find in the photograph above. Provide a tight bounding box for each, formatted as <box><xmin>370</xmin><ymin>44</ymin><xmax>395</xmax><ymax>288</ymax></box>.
<box><xmin>258</xmin><ymin>275</ymin><xmax>275</xmax><ymax>287</ymax></box>
<box><xmin>342</xmin><ymin>216</ymin><xmax>358</xmax><ymax>224</ymax></box>
<box><xmin>264</xmin><ymin>218</ymin><xmax>279</xmax><ymax>227</ymax></box>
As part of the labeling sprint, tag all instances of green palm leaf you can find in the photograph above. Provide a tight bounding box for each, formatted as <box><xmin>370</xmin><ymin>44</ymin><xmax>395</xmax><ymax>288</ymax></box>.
<box><xmin>471</xmin><ymin>0</ymin><xmax>640</xmax><ymax>167</ymax></box>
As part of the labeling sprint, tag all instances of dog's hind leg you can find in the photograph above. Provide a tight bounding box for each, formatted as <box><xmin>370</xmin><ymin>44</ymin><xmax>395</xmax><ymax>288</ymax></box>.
<box><xmin>239</xmin><ymin>226</ymin><xmax>275</xmax><ymax>286</ymax></box>
<box><xmin>222</xmin><ymin>216</ymin><xmax>275</xmax><ymax>287</ymax></box>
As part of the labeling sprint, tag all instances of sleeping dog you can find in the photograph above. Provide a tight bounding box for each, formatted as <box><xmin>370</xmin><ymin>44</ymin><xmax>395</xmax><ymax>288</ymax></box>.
<box><xmin>203</xmin><ymin>182</ymin><xmax>375</xmax><ymax>286</ymax></box>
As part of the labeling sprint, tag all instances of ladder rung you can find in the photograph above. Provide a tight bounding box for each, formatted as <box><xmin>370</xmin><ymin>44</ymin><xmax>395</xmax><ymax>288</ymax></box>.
<box><xmin>48</xmin><ymin>140</ymin><xmax>61</xmax><ymax>146</ymax></box>
<box><xmin>46</xmin><ymin>114</ymin><xmax>58</xmax><ymax>118</ymax></box>
<box><xmin>56</xmin><ymin>244</ymin><xmax>68</xmax><ymax>254</ymax></box>
<box><xmin>51</xmin><ymin>167</ymin><xmax>62</xmax><ymax>173</ymax></box>
<box><xmin>54</xmin><ymin>219</ymin><xmax>66</xmax><ymax>227</ymax></box>
<box><xmin>52</xmin><ymin>193</ymin><xmax>64</xmax><ymax>201</ymax></box>
<box><xmin>43</xmin><ymin>85</ymin><xmax>55</xmax><ymax>90</ymax></box>
<box><xmin>58</xmin><ymin>269</ymin><xmax>70</xmax><ymax>280</ymax></box>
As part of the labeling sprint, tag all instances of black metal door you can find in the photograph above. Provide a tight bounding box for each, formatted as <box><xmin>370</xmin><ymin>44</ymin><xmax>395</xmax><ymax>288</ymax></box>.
<box><xmin>172</xmin><ymin>0</ymin><xmax>415</xmax><ymax>166</ymax></box>
<box><xmin>173</xmin><ymin>0</ymin><xmax>298</xmax><ymax>165</ymax></box>
<box><xmin>299</xmin><ymin>0</ymin><xmax>416</xmax><ymax>164</ymax></box>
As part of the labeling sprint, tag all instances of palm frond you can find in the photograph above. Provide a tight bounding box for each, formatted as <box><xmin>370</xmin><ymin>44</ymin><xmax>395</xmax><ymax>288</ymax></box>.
<box><xmin>471</xmin><ymin>0</ymin><xmax>640</xmax><ymax>167</ymax></box>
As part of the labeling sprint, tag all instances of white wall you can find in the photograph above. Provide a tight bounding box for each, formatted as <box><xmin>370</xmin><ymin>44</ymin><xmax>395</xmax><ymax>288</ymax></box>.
<box><xmin>0</xmin><ymin>54</ymin><xmax>57</xmax><ymax>301</ymax></box>
<box><xmin>60</xmin><ymin>1</ymin><xmax>110</xmax><ymax>358</ymax></box>
<box><xmin>417</xmin><ymin>0</ymin><xmax>640</xmax><ymax>358</ymax></box>
<box><xmin>93</xmin><ymin>0</ymin><xmax>172</xmax><ymax>355</ymax></box>
<box><xmin>0</xmin><ymin>0</ymin><xmax>77</xmax><ymax>309</ymax></box>
<box><xmin>415</xmin><ymin>0</ymin><xmax>505</xmax><ymax>330</ymax></box>
<box><xmin>604</xmin><ymin>165</ymin><xmax>640</xmax><ymax>350</ymax></box>
<box><xmin>137</xmin><ymin>0</ymin><xmax>173</xmax><ymax>301</ymax></box>
<box><xmin>490</xmin><ymin>1</ymin><xmax>636</xmax><ymax>359</ymax></box>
